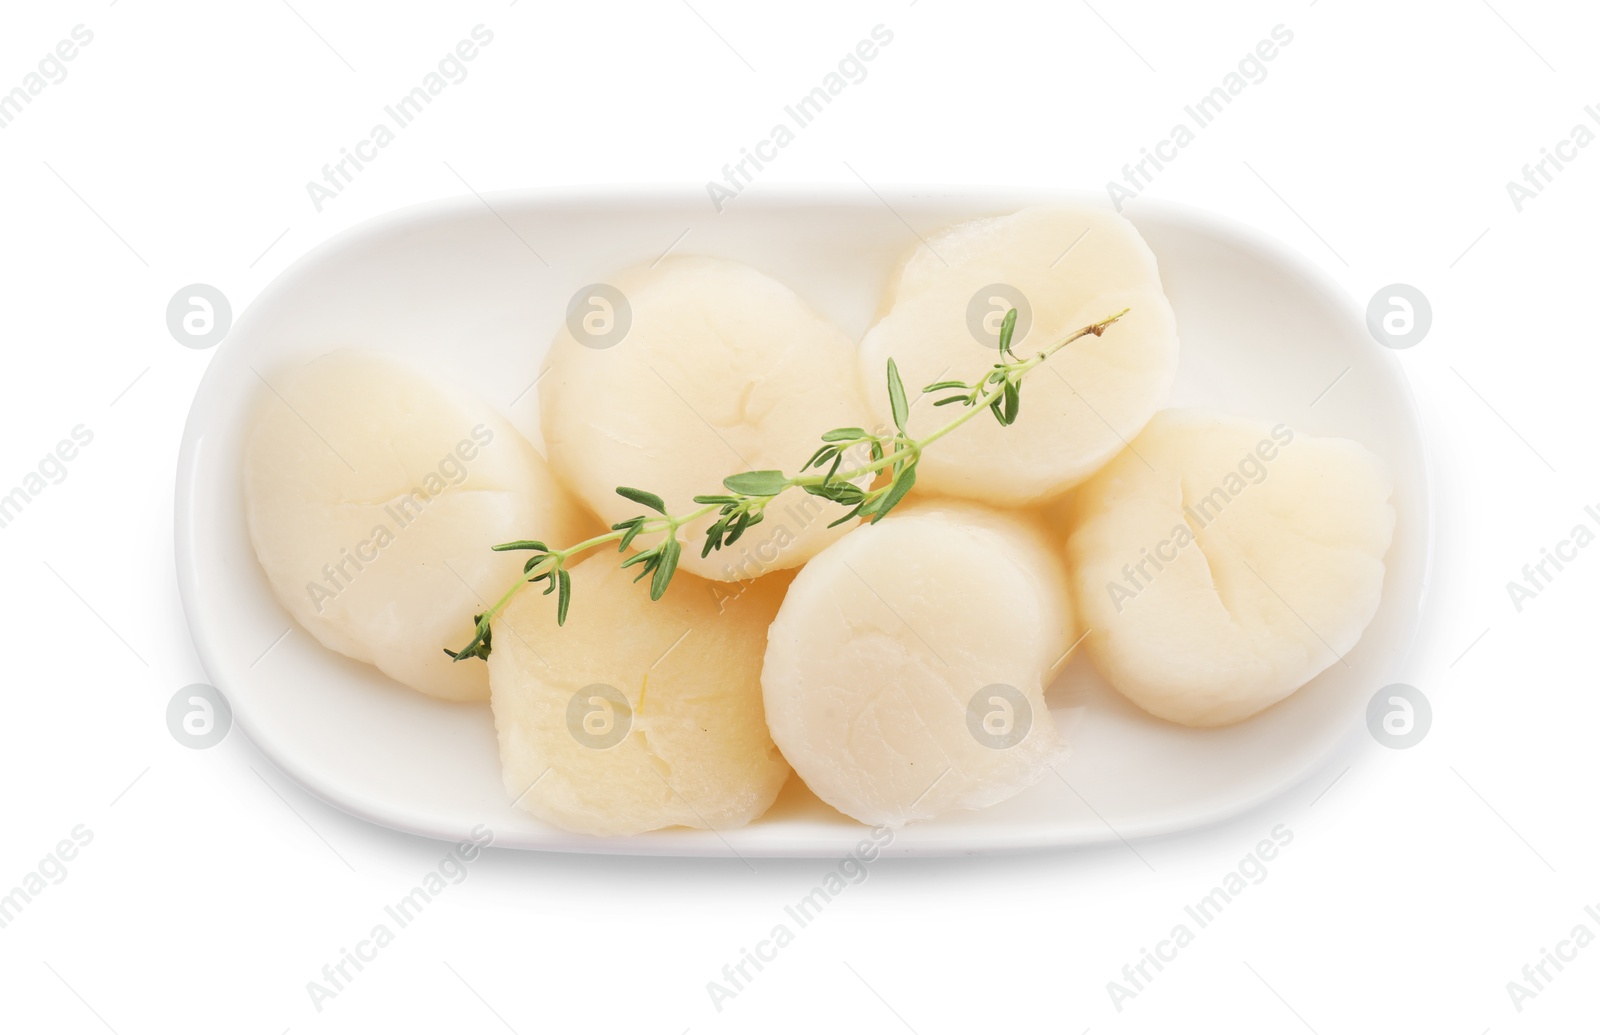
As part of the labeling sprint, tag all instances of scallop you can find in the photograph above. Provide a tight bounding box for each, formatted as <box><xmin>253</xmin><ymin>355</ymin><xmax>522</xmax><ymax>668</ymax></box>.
<box><xmin>244</xmin><ymin>351</ymin><xmax>595</xmax><ymax>701</ymax></box>
<box><xmin>487</xmin><ymin>556</ymin><xmax>791</xmax><ymax>837</ymax></box>
<box><xmin>761</xmin><ymin>500</ymin><xmax>1074</xmax><ymax>827</ymax></box>
<box><xmin>540</xmin><ymin>256</ymin><xmax>876</xmax><ymax>582</ymax></box>
<box><xmin>1066</xmin><ymin>408</ymin><xmax>1396</xmax><ymax>726</ymax></box>
<box><xmin>858</xmin><ymin>204</ymin><xmax>1179</xmax><ymax>505</ymax></box>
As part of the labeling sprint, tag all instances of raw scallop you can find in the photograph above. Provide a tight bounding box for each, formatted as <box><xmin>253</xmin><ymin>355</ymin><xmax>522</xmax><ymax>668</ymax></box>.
<box><xmin>488</xmin><ymin>555</ymin><xmax>791</xmax><ymax>836</ymax></box>
<box><xmin>1066</xmin><ymin>408</ymin><xmax>1395</xmax><ymax>726</ymax></box>
<box><xmin>244</xmin><ymin>351</ymin><xmax>595</xmax><ymax>701</ymax></box>
<box><xmin>858</xmin><ymin>204</ymin><xmax>1179</xmax><ymax>504</ymax></box>
<box><xmin>541</xmin><ymin>256</ymin><xmax>876</xmax><ymax>582</ymax></box>
<box><xmin>761</xmin><ymin>500</ymin><xmax>1074</xmax><ymax>826</ymax></box>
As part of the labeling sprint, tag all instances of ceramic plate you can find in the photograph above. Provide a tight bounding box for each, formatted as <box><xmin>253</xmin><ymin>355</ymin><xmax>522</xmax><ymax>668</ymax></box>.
<box><xmin>175</xmin><ymin>186</ymin><xmax>1431</xmax><ymax>856</ymax></box>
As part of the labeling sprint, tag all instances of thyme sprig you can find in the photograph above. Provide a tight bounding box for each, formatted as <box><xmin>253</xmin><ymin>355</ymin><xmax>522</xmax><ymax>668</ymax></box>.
<box><xmin>444</xmin><ymin>306</ymin><xmax>1129</xmax><ymax>661</ymax></box>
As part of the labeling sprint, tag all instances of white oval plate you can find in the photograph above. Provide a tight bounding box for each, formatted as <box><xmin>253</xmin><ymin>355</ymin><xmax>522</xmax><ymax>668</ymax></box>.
<box><xmin>176</xmin><ymin>187</ymin><xmax>1431</xmax><ymax>857</ymax></box>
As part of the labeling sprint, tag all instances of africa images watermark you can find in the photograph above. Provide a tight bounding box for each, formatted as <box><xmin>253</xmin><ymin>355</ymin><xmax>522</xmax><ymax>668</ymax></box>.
<box><xmin>0</xmin><ymin>424</ymin><xmax>94</xmax><ymax>532</ymax></box>
<box><xmin>304</xmin><ymin>25</ymin><xmax>496</xmax><ymax>212</ymax></box>
<box><xmin>1106</xmin><ymin>23</ymin><xmax>1295</xmax><ymax>212</ymax></box>
<box><xmin>705</xmin><ymin>825</ymin><xmax>895</xmax><ymax>1012</ymax></box>
<box><xmin>0</xmin><ymin>24</ymin><xmax>95</xmax><ymax>132</ymax></box>
<box><xmin>705</xmin><ymin>24</ymin><xmax>896</xmax><ymax>212</ymax></box>
<box><xmin>1106</xmin><ymin>823</ymin><xmax>1296</xmax><ymax>1012</ymax></box>
<box><xmin>1504</xmin><ymin>902</ymin><xmax>1600</xmax><ymax>1014</ymax></box>
<box><xmin>714</xmin><ymin>491</ymin><xmax>832</xmax><ymax>585</ymax></box>
<box><xmin>1503</xmin><ymin>500</ymin><xmax>1600</xmax><ymax>613</ymax></box>
<box><xmin>1505</xmin><ymin>105</ymin><xmax>1600</xmax><ymax>213</ymax></box>
<box><xmin>0</xmin><ymin>825</ymin><xmax>94</xmax><ymax>931</ymax></box>
<box><xmin>304</xmin><ymin>424</ymin><xmax>495</xmax><ymax>614</ymax></box>
<box><xmin>1102</xmin><ymin>425</ymin><xmax>1295</xmax><ymax>614</ymax></box>
<box><xmin>706</xmin><ymin>424</ymin><xmax>891</xmax><ymax>611</ymax></box>
<box><xmin>305</xmin><ymin>824</ymin><xmax>494</xmax><ymax>1012</ymax></box>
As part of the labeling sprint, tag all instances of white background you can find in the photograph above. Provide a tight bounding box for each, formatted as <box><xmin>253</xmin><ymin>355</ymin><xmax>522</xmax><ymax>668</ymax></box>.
<box><xmin>1</xmin><ymin>0</ymin><xmax>1595</xmax><ymax>1031</ymax></box>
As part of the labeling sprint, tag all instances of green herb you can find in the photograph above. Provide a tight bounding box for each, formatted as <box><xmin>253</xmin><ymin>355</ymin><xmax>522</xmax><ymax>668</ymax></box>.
<box><xmin>442</xmin><ymin>611</ymin><xmax>494</xmax><ymax>661</ymax></box>
<box><xmin>445</xmin><ymin>306</ymin><xmax>1129</xmax><ymax>661</ymax></box>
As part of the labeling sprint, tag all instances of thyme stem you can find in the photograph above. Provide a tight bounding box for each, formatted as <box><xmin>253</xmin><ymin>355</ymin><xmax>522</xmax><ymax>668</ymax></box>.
<box><xmin>446</xmin><ymin>307</ymin><xmax>1129</xmax><ymax>660</ymax></box>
